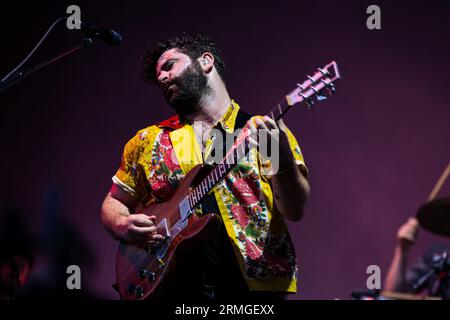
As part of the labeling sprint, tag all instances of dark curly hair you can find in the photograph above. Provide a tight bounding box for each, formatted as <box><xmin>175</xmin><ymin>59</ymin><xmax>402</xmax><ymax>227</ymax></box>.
<box><xmin>142</xmin><ymin>32</ymin><xmax>226</xmax><ymax>84</ymax></box>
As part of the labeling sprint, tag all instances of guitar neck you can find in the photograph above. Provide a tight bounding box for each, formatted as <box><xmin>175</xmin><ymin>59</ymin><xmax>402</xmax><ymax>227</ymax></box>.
<box><xmin>186</xmin><ymin>98</ymin><xmax>292</xmax><ymax>210</ymax></box>
<box><xmin>185</xmin><ymin>60</ymin><xmax>341</xmax><ymax>211</ymax></box>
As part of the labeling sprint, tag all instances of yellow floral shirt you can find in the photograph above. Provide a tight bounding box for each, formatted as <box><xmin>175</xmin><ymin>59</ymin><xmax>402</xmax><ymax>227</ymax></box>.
<box><xmin>113</xmin><ymin>100</ymin><xmax>307</xmax><ymax>293</ymax></box>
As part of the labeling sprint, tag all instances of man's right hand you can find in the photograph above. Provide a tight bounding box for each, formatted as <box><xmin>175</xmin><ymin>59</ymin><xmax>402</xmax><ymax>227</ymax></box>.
<box><xmin>397</xmin><ymin>217</ymin><xmax>420</xmax><ymax>251</ymax></box>
<box><xmin>116</xmin><ymin>214</ymin><xmax>165</xmax><ymax>247</ymax></box>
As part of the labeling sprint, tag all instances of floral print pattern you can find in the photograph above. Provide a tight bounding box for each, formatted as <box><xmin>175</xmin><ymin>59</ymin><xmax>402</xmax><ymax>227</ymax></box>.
<box><xmin>113</xmin><ymin>100</ymin><xmax>306</xmax><ymax>292</ymax></box>
<box><xmin>216</xmin><ymin>160</ymin><xmax>298</xmax><ymax>281</ymax></box>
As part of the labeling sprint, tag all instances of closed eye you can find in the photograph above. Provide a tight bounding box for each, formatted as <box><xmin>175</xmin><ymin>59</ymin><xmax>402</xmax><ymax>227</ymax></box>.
<box><xmin>162</xmin><ymin>59</ymin><xmax>176</xmax><ymax>71</ymax></box>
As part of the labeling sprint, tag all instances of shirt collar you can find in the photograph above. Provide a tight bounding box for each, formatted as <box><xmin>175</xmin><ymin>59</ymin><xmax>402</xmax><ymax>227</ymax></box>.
<box><xmin>157</xmin><ymin>99</ymin><xmax>241</xmax><ymax>133</ymax></box>
<box><xmin>216</xmin><ymin>99</ymin><xmax>240</xmax><ymax>133</ymax></box>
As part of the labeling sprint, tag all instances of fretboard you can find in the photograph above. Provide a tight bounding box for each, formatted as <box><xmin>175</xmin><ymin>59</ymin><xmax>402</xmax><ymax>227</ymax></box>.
<box><xmin>184</xmin><ymin>60</ymin><xmax>340</xmax><ymax>211</ymax></box>
<box><xmin>186</xmin><ymin>98</ymin><xmax>292</xmax><ymax>210</ymax></box>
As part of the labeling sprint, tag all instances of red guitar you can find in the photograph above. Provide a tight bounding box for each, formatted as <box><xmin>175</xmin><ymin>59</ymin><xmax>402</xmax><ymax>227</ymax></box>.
<box><xmin>115</xmin><ymin>61</ymin><xmax>342</xmax><ymax>300</ymax></box>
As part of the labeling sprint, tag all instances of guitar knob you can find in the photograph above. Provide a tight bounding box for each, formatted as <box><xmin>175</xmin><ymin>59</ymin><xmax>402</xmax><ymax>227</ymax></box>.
<box><xmin>135</xmin><ymin>285</ymin><xmax>144</xmax><ymax>298</ymax></box>
<box><xmin>139</xmin><ymin>268</ymin><xmax>156</xmax><ymax>281</ymax></box>
<box><xmin>147</xmin><ymin>271</ymin><xmax>156</xmax><ymax>281</ymax></box>
<box><xmin>139</xmin><ymin>269</ymin><xmax>147</xmax><ymax>279</ymax></box>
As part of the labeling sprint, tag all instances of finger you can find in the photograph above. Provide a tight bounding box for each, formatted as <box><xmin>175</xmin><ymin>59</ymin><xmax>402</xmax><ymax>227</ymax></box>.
<box><xmin>131</xmin><ymin>214</ymin><xmax>155</xmax><ymax>225</ymax></box>
<box><xmin>245</xmin><ymin>126</ymin><xmax>258</xmax><ymax>144</ymax></box>
<box><xmin>247</xmin><ymin>136</ymin><xmax>259</xmax><ymax>148</ymax></box>
<box><xmin>403</xmin><ymin>232</ymin><xmax>414</xmax><ymax>241</ymax></box>
<box><xmin>131</xmin><ymin>225</ymin><xmax>157</xmax><ymax>234</ymax></box>
<box><xmin>134</xmin><ymin>218</ymin><xmax>155</xmax><ymax>227</ymax></box>
<box><xmin>408</xmin><ymin>217</ymin><xmax>419</xmax><ymax>225</ymax></box>
<box><xmin>400</xmin><ymin>233</ymin><xmax>409</xmax><ymax>239</ymax></box>
<box><xmin>263</xmin><ymin>116</ymin><xmax>277</xmax><ymax>130</ymax></box>
<box><xmin>247</xmin><ymin>122</ymin><xmax>258</xmax><ymax>138</ymax></box>
<box><xmin>398</xmin><ymin>230</ymin><xmax>409</xmax><ymax>238</ymax></box>
<box><xmin>151</xmin><ymin>234</ymin><xmax>165</xmax><ymax>241</ymax></box>
<box><xmin>246</xmin><ymin>123</ymin><xmax>258</xmax><ymax>142</ymax></box>
<box><xmin>133</xmin><ymin>213</ymin><xmax>153</xmax><ymax>220</ymax></box>
<box><xmin>247</xmin><ymin>118</ymin><xmax>257</xmax><ymax>129</ymax></box>
<box><xmin>255</xmin><ymin>117</ymin><xmax>269</xmax><ymax>130</ymax></box>
<box><xmin>407</xmin><ymin>223</ymin><xmax>419</xmax><ymax>234</ymax></box>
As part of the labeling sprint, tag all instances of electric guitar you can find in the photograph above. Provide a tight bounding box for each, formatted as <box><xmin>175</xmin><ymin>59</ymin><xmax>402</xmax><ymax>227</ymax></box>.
<box><xmin>115</xmin><ymin>61</ymin><xmax>342</xmax><ymax>300</ymax></box>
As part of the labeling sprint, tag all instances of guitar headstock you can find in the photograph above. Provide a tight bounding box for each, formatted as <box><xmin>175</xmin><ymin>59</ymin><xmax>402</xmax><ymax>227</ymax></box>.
<box><xmin>286</xmin><ymin>61</ymin><xmax>341</xmax><ymax>109</ymax></box>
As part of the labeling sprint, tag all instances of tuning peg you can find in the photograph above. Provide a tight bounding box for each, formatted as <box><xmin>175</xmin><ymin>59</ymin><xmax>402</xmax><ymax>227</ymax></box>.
<box><xmin>321</xmin><ymin>79</ymin><xmax>336</xmax><ymax>95</ymax></box>
<box><xmin>311</xmin><ymin>85</ymin><xmax>327</xmax><ymax>102</ymax></box>
<box><xmin>327</xmin><ymin>83</ymin><xmax>336</xmax><ymax>95</ymax></box>
<box><xmin>316</xmin><ymin>93</ymin><xmax>328</xmax><ymax>101</ymax></box>
<box><xmin>329</xmin><ymin>85</ymin><xmax>336</xmax><ymax>94</ymax></box>
<box><xmin>305</xmin><ymin>97</ymin><xmax>315</xmax><ymax>109</ymax></box>
<box><xmin>318</xmin><ymin>68</ymin><xmax>330</xmax><ymax>77</ymax></box>
<box><xmin>134</xmin><ymin>285</ymin><xmax>144</xmax><ymax>298</ymax></box>
<box><xmin>298</xmin><ymin>91</ymin><xmax>314</xmax><ymax>109</ymax></box>
<box><xmin>307</xmin><ymin>75</ymin><xmax>316</xmax><ymax>83</ymax></box>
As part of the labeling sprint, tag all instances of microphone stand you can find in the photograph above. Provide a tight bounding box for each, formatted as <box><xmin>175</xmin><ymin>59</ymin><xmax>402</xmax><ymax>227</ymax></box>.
<box><xmin>0</xmin><ymin>37</ymin><xmax>93</xmax><ymax>94</ymax></box>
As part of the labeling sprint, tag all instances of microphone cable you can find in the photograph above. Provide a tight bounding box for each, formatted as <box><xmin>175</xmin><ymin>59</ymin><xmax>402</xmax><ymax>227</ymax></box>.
<box><xmin>1</xmin><ymin>16</ymin><xmax>68</xmax><ymax>83</ymax></box>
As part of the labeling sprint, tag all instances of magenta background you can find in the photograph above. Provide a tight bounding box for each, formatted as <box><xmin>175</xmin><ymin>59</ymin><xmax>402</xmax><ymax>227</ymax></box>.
<box><xmin>1</xmin><ymin>0</ymin><xmax>449</xmax><ymax>299</ymax></box>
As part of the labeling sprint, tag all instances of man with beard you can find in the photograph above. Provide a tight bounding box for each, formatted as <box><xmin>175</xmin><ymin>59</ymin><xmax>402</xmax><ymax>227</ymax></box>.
<box><xmin>101</xmin><ymin>32</ymin><xmax>310</xmax><ymax>300</ymax></box>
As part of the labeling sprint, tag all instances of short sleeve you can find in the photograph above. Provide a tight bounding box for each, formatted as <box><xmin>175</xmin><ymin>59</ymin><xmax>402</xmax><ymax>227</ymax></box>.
<box><xmin>112</xmin><ymin>131</ymin><xmax>147</xmax><ymax>198</ymax></box>
<box><xmin>252</xmin><ymin>116</ymin><xmax>308</xmax><ymax>179</ymax></box>
<box><xmin>283</xmin><ymin>126</ymin><xmax>308</xmax><ymax>178</ymax></box>
<box><xmin>257</xmin><ymin>121</ymin><xmax>308</xmax><ymax>178</ymax></box>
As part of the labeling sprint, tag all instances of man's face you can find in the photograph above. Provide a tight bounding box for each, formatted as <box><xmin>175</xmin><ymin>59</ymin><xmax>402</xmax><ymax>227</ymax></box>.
<box><xmin>155</xmin><ymin>48</ymin><xmax>210</xmax><ymax>116</ymax></box>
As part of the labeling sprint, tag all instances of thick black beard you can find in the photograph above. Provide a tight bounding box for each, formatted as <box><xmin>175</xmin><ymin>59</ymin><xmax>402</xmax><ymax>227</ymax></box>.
<box><xmin>163</xmin><ymin>62</ymin><xmax>211</xmax><ymax>117</ymax></box>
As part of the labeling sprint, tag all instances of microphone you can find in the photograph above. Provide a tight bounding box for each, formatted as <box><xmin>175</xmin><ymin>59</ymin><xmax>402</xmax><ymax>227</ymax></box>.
<box><xmin>75</xmin><ymin>19</ymin><xmax>123</xmax><ymax>47</ymax></box>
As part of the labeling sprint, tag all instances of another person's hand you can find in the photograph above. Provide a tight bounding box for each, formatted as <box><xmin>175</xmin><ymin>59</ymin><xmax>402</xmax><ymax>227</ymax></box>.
<box><xmin>397</xmin><ymin>217</ymin><xmax>419</xmax><ymax>251</ymax></box>
<box><xmin>115</xmin><ymin>214</ymin><xmax>164</xmax><ymax>248</ymax></box>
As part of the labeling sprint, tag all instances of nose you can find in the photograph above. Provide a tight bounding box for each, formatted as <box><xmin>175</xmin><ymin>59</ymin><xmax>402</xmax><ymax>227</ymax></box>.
<box><xmin>158</xmin><ymin>71</ymin><xmax>169</xmax><ymax>87</ymax></box>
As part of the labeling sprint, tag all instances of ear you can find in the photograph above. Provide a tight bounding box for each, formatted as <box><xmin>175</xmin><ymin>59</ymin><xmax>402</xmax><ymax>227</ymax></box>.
<box><xmin>197</xmin><ymin>52</ymin><xmax>214</xmax><ymax>73</ymax></box>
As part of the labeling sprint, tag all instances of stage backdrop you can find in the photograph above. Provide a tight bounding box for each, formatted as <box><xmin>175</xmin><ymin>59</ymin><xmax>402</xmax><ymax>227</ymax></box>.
<box><xmin>1</xmin><ymin>0</ymin><xmax>449</xmax><ymax>299</ymax></box>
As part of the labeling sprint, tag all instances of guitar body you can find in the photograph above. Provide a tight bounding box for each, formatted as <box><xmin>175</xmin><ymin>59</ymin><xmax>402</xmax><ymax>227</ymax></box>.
<box><xmin>115</xmin><ymin>164</ymin><xmax>222</xmax><ymax>300</ymax></box>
